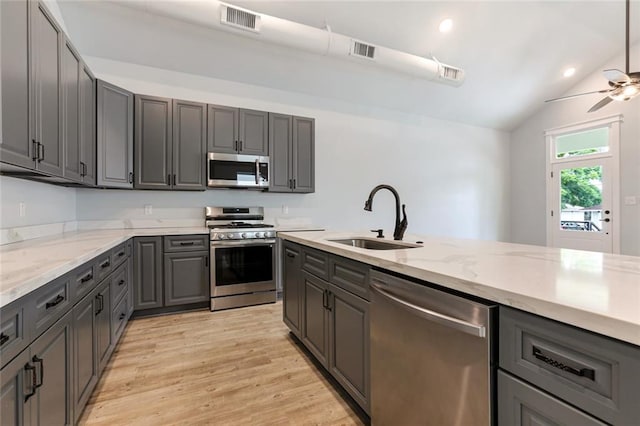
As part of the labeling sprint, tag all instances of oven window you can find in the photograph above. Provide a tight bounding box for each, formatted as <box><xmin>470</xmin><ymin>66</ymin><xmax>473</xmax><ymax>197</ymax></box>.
<box><xmin>215</xmin><ymin>245</ymin><xmax>273</xmax><ymax>286</ymax></box>
<box><xmin>209</xmin><ymin>160</ymin><xmax>256</xmax><ymax>184</ymax></box>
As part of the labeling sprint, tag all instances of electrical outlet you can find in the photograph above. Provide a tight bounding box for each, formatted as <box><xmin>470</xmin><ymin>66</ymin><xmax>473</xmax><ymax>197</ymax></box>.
<box><xmin>624</xmin><ymin>196</ymin><xmax>637</xmax><ymax>206</ymax></box>
<box><xmin>144</xmin><ymin>205</ymin><xmax>153</xmax><ymax>215</ymax></box>
<box><xmin>19</xmin><ymin>202</ymin><xmax>26</xmax><ymax>217</ymax></box>
<box><xmin>282</xmin><ymin>205</ymin><xmax>289</xmax><ymax>215</ymax></box>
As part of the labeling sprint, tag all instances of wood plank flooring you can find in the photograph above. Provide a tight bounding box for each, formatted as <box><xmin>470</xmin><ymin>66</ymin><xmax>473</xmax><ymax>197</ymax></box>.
<box><xmin>79</xmin><ymin>302</ymin><xmax>365</xmax><ymax>425</ymax></box>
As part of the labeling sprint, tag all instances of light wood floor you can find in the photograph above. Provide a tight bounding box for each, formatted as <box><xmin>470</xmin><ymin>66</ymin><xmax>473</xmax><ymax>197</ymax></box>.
<box><xmin>79</xmin><ymin>302</ymin><xmax>365</xmax><ymax>426</ymax></box>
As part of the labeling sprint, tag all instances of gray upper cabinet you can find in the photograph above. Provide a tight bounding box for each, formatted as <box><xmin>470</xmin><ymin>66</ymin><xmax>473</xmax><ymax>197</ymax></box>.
<box><xmin>134</xmin><ymin>94</ymin><xmax>172</xmax><ymax>189</ymax></box>
<box><xmin>208</xmin><ymin>105</ymin><xmax>268</xmax><ymax>156</ymax></box>
<box><xmin>97</xmin><ymin>79</ymin><xmax>134</xmax><ymax>188</ymax></box>
<box><xmin>30</xmin><ymin>0</ymin><xmax>64</xmax><ymax>177</ymax></box>
<box><xmin>268</xmin><ymin>114</ymin><xmax>315</xmax><ymax>193</ymax></box>
<box><xmin>163</xmin><ymin>251</ymin><xmax>209</xmax><ymax>306</ymax></box>
<box><xmin>0</xmin><ymin>0</ymin><xmax>33</xmax><ymax>170</ymax></box>
<box><xmin>239</xmin><ymin>109</ymin><xmax>268</xmax><ymax>156</ymax></box>
<box><xmin>207</xmin><ymin>104</ymin><xmax>238</xmax><ymax>154</ymax></box>
<box><xmin>172</xmin><ymin>100</ymin><xmax>206</xmax><ymax>190</ymax></box>
<box><xmin>79</xmin><ymin>64</ymin><xmax>96</xmax><ymax>185</ymax></box>
<box><xmin>62</xmin><ymin>38</ymin><xmax>82</xmax><ymax>183</ymax></box>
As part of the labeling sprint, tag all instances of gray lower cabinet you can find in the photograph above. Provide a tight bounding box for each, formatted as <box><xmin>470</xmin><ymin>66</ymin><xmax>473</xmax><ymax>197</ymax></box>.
<box><xmin>30</xmin><ymin>0</ymin><xmax>64</xmax><ymax>177</ymax></box>
<box><xmin>172</xmin><ymin>100</ymin><xmax>207</xmax><ymax>190</ymax></box>
<box><xmin>0</xmin><ymin>0</ymin><xmax>33</xmax><ymax>170</ymax></box>
<box><xmin>163</xmin><ymin>251</ymin><xmax>209</xmax><ymax>306</ymax></box>
<box><xmin>95</xmin><ymin>280</ymin><xmax>112</xmax><ymax>374</ymax></box>
<box><xmin>134</xmin><ymin>94</ymin><xmax>172</xmax><ymax>189</ymax></box>
<box><xmin>97</xmin><ymin>79</ymin><xmax>134</xmax><ymax>188</ymax></box>
<box><xmin>268</xmin><ymin>114</ymin><xmax>314</xmax><ymax>193</ymax></box>
<box><xmin>207</xmin><ymin>105</ymin><xmax>268</xmax><ymax>156</ymax></box>
<box><xmin>72</xmin><ymin>289</ymin><xmax>98</xmax><ymax>422</ymax></box>
<box><xmin>301</xmin><ymin>271</ymin><xmax>330</xmax><ymax>367</ymax></box>
<box><xmin>0</xmin><ymin>349</ymin><xmax>32</xmax><ymax>426</ymax></box>
<box><xmin>282</xmin><ymin>243</ymin><xmax>302</xmax><ymax>336</ymax></box>
<box><xmin>133</xmin><ymin>237</ymin><xmax>164</xmax><ymax>310</ymax></box>
<box><xmin>328</xmin><ymin>283</ymin><xmax>370</xmax><ymax>413</ymax></box>
<box><xmin>29</xmin><ymin>311</ymin><xmax>74</xmax><ymax>426</ymax></box>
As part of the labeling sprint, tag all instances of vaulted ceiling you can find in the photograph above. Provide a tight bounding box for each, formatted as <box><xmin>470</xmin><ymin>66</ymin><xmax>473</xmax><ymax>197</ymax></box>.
<box><xmin>58</xmin><ymin>1</ymin><xmax>640</xmax><ymax>130</ymax></box>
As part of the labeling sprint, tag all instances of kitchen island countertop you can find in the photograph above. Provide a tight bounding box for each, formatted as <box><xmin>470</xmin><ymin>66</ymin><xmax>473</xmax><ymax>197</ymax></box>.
<box><xmin>279</xmin><ymin>231</ymin><xmax>640</xmax><ymax>346</ymax></box>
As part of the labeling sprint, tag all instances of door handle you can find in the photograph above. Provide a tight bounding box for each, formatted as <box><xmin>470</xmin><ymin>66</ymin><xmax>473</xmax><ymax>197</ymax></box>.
<box><xmin>293</xmin><ymin>179</ymin><xmax>296</xmax><ymax>189</ymax></box>
<box><xmin>603</xmin><ymin>218</ymin><xmax>611</xmax><ymax>222</ymax></box>
<box><xmin>32</xmin><ymin>140</ymin><xmax>39</xmax><ymax>161</ymax></box>
<box><xmin>95</xmin><ymin>294</ymin><xmax>104</xmax><ymax>315</ymax></box>
<box><xmin>118</xmin><ymin>279</ymin><xmax>126</xmax><ymax>286</ymax></box>
<box><xmin>205</xmin><ymin>256</ymin><xmax>209</xmax><ymax>267</ymax></box>
<box><xmin>129</xmin><ymin>172</ymin><xmax>133</xmax><ymax>184</ymax></box>
<box><xmin>24</xmin><ymin>363</ymin><xmax>37</xmax><ymax>402</ymax></box>
<box><xmin>173</xmin><ymin>174</ymin><xmax>177</xmax><ymax>186</ymax></box>
<box><xmin>32</xmin><ymin>356</ymin><xmax>44</xmax><ymax>389</ymax></box>
<box><xmin>0</xmin><ymin>333</ymin><xmax>9</xmax><ymax>346</ymax></box>
<box><xmin>239</xmin><ymin>140</ymin><xmax>243</xmax><ymax>151</ymax></box>
<box><xmin>38</xmin><ymin>143</ymin><xmax>44</xmax><ymax>162</ymax></box>
<box><xmin>234</xmin><ymin>140</ymin><xmax>238</xmax><ymax>151</ymax></box>
<box><xmin>80</xmin><ymin>161</ymin><xmax>86</xmax><ymax>176</ymax></box>
<box><xmin>255</xmin><ymin>160</ymin><xmax>260</xmax><ymax>185</ymax></box>
<box><xmin>119</xmin><ymin>313</ymin><xmax>126</xmax><ymax>320</ymax></box>
<box><xmin>322</xmin><ymin>289</ymin><xmax>327</xmax><ymax>309</ymax></box>
<box><xmin>370</xmin><ymin>282</ymin><xmax>487</xmax><ymax>338</ymax></box>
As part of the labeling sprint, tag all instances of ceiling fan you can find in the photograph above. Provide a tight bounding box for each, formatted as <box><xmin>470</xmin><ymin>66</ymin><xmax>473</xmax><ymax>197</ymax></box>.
<box><xmin>545</xmin><ymin>0</ymin><xmax>639</xmax><ymax>112</ymax></box>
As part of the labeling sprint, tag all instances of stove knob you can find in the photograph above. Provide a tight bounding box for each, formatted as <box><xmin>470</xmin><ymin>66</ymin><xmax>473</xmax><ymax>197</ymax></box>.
<box><xmin>219</xmin><ymin>234</ymin><xmax>226</xmax><ymax>240</ymax></box>
<box><xmin>256</xmin><ymin>232</ymin><xmax>264</xmax><ymax>238</ymax></box>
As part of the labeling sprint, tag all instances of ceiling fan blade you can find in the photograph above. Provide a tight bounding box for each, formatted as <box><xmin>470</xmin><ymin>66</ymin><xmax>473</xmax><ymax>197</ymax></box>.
<box><xmin>603</xmin><ymin>69</ymin><xmax>631</xmax><ymax>84</ymax></box>
<box><xmin>545</xmin><ymin>89</ymin><xmax>612</xmax><ymax>103</ymax></box>
<box><xmin>588</xmin><ymin>96</ymin><xmax>614</xmax><ymax>113</ymax></box>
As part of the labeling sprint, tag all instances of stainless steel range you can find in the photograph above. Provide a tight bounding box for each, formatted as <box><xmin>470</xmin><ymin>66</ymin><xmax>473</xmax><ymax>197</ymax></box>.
<box><xmin>206</xmin><ymin>207</ymin><xmax>277</xmax><ymax>311</ymax></box>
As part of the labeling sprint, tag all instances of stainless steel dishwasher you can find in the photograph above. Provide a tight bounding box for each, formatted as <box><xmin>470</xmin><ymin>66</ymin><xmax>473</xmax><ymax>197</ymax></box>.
<box><xmin>370</xmin><ymin>270</ymin><xmax>495</xmax><ymax>425</ymax></box>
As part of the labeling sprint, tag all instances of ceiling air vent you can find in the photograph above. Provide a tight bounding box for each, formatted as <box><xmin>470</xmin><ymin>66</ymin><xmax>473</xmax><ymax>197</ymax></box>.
<box><xmin>439</xmin><ymin>65</ymin><xmax>465</xmax><ymax>83</ymax></box>
<box><xmin>350</xmin><ymin>40</ymin><xmax>376</xmax><ymax>60</ymax></box>
<box><xmin>220</xmin><ymin>4</ymin><xmax>261</xmax><ymax>33</ymax></box>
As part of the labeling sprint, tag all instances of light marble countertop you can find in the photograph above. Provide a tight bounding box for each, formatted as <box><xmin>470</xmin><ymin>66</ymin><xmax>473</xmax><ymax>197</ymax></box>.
<box><xmin>279</xmin><ymin>231</ymin><xmax>640</xmax><ymax>346</ymax></box>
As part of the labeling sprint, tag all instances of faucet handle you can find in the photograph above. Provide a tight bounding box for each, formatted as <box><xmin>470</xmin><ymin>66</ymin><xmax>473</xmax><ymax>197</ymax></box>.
<box><xmin>371</xmin><ymin>229</ymin><xmax>384</xmax><ymax>238</ymax></box>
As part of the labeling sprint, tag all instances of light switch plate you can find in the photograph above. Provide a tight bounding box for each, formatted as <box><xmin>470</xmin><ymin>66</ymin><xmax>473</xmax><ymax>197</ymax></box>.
<box><xmin>144</xmin><ymin>205</ymin><xmax>153</xmax><ymax>215</ymax></box>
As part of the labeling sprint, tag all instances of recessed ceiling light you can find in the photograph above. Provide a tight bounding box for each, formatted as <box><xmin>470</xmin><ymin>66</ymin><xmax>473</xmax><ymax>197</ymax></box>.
<box><xmin>563</xmin><ymin>67</ymin><xmax>576</xmax><ymax>78</ymax></box>
<box><xmin>439</xmin><ymin>18</ymin><xmax>453</xmax><ymax>33</ymax></box>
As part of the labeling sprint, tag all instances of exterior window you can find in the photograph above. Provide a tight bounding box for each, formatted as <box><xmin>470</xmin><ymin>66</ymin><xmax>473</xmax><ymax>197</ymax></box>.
<box><xmin>555</xmin><ymin>127</ymin><xmax>609</xmax><ymax>159</ymax></box>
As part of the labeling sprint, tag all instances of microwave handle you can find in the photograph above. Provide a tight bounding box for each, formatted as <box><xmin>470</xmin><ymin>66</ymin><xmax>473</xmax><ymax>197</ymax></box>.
<box><xmin>255</xmin><ymin>159</ymin><xmax>260</xmax><ymax>185</ymax></box>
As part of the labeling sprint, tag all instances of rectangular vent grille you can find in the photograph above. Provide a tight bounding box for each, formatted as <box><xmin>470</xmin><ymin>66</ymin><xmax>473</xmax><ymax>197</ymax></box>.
<box><xmin>440</xmin><ymin>65</ymin><xmax>464</xmax><ymax>81</ymax></box>
<box><xmin>351</xmin><ymin>40</ymin><xmax>376</xmax><ymax>59</ymax></box>
<box><xmin>221</xmin><ymin>5</ymin><xmax>261</xmax><ymax>32</ymax></box>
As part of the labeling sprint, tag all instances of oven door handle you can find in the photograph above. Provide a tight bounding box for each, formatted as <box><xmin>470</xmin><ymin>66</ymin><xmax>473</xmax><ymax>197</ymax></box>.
<box><xmin>210</xmin><ymin>239</ymin><xmax>276</xmax><ymax>248</ymax></box>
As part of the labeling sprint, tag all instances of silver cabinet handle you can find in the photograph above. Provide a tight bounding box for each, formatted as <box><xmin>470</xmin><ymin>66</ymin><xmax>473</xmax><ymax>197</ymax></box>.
<box><xmin>370</xmin><ymin>282</ymin><xmax>486</xmax><ymax>338</ymax></box>
<box><xmin>255</xmin><ymin>159</ymin><xmax>260</xmax><ymax>185</ymax></box>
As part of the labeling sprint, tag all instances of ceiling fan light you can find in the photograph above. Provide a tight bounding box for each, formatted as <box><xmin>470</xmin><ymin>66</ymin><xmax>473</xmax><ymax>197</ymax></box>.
<box><xmin>609</xmin><ymin>85</ymin><xmax>640</xmax><ymax>101</ymax></box>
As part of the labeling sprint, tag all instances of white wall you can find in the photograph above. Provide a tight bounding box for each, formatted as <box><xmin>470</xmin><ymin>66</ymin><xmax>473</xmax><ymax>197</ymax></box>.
<box><xmin>75</xmin><ymin>57</ymin><xmax>511</xmax><ymax>241</ymax></box>
<box><xmin>510</xmin><ymin>47</ymin><xmax>640</xmax><ymax>256</ymax></box>
<box><xmin>0</xmin><ymin>176</ymin><xmax>77</xmax><ymax>228</ymax></box>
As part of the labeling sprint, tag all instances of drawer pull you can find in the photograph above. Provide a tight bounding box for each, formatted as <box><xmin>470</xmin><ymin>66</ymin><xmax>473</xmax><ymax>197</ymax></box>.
<box><xmin>100</xmin><ymin>260</ymin><xmax>111</xmax><ymax>269</ymax></box>
<box><xmin>0</xmin><ymin>333</ymin><xmax>9</xmax><ymax>346</ymax></box>
<box><xmin>286</xmin><ymin>252</ymin><xmax>296</xmax><ymax>258</ymax></box>
<box><xmin>119</xmin><ymin>313</ymin><xmax>126</xmax><ymax>320</ymax></box>
<box><xmin>118</xmin><ymin>279</ymin><xmax>126</xmax><ymax>286</ymax></box>
<box><xmin>45</xmin><ymin>295</ymin><xmax>64</xmax><ymax>309</ymax></box>
<box><xmin>117</xmin><ymin>251</ymin><xmax>125</xmax><ymax>258</ymax></box>
<box><xmin>532</xmin><ymin>346</ymin><xmax>596</xmax><ymax>381</ymax></box>
<box><xmin>80</xmin><ymin>273</ymin><xmax>93</xmax><ymax>283</ymax></box>
<box><xmin>179</xmin><ymin>241</ymin><xmax>195</xmax><ymax>246</ymax></box>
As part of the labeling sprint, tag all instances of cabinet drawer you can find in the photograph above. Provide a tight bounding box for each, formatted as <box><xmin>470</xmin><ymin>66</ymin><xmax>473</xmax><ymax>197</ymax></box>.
<box><xmin>329</xmin><ymin>256</ymin><xmax>370</xmax><ymax>300</ymax></box>
<box><xmin>498</xmin><ymin>370</ymin><xmax>605</xmax><ymax>426</ymax></box>
<box><xmin>163</xmin><ymin>235</ymin><xmax>208</xmax><ymax>252</ymax></box>
<box><xmin>111</xmin><ymin>292</ymin><xmax>129</xmax><ymax>343</ymax></box>
<box><xmin>0</xmin><ymin>298</ymin><xmax>31</xmax><ymax>368</ymax></box>
<box><xmin>32</xmin><ymin>275</ymin><xmax>72</xmax><ymax>339</ymax></box>
<box><xmin>500</xmin><ymin>307</ymin><xmax>640</xmax><ymax>424</ymax></box>
<box><xmin>95</xmin><ymin>252</ymin><xmax>113</xmax><ymax>281</ymax></box>
<box><xmin>110</xmin><ymin>262</ymin><xmax>129</xmax><ymax>306</ymax></box>
<box><xmin>73</xmin><ymin>263</ymin><xmax>96</xmax><ymax>302</ymax></box>
<box><xmin>301</xmin><ymin>246</ymin><xmax>329</xmax><ymax>280</ymax></box>
<box><xmin>111</xmin><ymin>242</ymin><xmax>128</xmax><ymax>269</ymax></box>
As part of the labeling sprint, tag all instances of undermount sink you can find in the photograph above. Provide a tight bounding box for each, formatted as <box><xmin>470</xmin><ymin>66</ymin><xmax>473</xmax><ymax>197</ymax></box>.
<box><xmin>329</xmin><ymin>238</ymin><xmax>421</xmax><ymax>250</ymax></box>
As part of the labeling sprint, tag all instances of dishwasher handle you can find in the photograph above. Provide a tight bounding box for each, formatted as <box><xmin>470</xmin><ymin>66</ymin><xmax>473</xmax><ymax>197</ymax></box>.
<box><xmin>370</xmin><ymin>282</ymin><xmax>486</xmax><ymax>338</ymax></box>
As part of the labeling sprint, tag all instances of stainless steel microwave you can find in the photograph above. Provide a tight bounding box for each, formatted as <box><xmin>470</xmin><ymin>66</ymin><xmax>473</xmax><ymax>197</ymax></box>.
<box><xmin>207</xmin><ymin>153</ymin><xmax>269</xmax><ymax>189</ymax></box>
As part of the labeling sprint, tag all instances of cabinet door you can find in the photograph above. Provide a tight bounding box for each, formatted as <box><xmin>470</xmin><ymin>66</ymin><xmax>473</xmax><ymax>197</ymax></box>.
<box><xmin>239</xmin><ymin>109</ymin><xmax>268</xmax><ymax>156</ymax></box>
<box><xmin>282</xmin><ymin>243</ymin><xmax>302</xmax><ymax>336</ymax></box>
<box><xmin>173</xmin><ymin>100</ymin><xmax>206</xmax><ymax>190</ymax></box>
<box><xmin>134</xmin><ymin>94</ymin><xmax>172</xmax><ymax>189</ymax></box>
<box><xmin>30</xmin><ymin>311</ymin><xmax>73</xmax><ymax>426</ymax></box>
<box><xmin>292</xmin><ymin>116</ymin><xmax>314</xmax><ymax>193</ymax></box>
<box><xmin>30</xmin><ymin>0</ymin><xmax>63</xmax><ymax>177</ymax></box>
<box><xmin>207</xmin><ymin>104</ymin><xmax>238</xmax><ymax>154</ymax></box>
<box><xmin>268</xmin><ymin>113</ymin><xmax>292</xmax><ymax>193</ymax></box>
<box><xmin>163</xmin><ymin>251</ymin><xmax>209</xmax><ymax>306</ymax></box>
<box><xmin>95</xmin><ymin>281</ymin><xmax>112</xmax><ymax>374</ymax></box>
<box><xmin>79</xmin><ymin>64</ymin><xmax>96</xmax><ymax>185</ymax></box>
<box><xmin>0</xmin><ymin>349</ymin><xmax>32</xmax><ymax>426</ymax></box>
<box><xmin>301</xmin><ymin>271</ymin><xmax>329</xmax><ymax>368</ymax></box>
<box><xmin>328</xmin><ymin>284</ymin><xmax>370</xmax><ymax>413</ymax></box>
<box><xmin>72</xmin><ymin>292</ymin><xmax>98</xmax><ymax>422</ymax></box>
<box><xmin>96</xmin><ymin>79</ymin><xmax>133</xmax><ymax>188</ymax></box>
<box><xmin>0</xmin><ymin>0</ymin><xmax>34</xmax><ymax>169</ymax></box>
<box><xmin>61</xmin><ymin>38</ymin><xmax>82</xmax><ymax>183</ymax></box>
<box><xmin>133</xmin><ymin>237</ymin><xmax>163</xmax><ymax>310</ymax></box>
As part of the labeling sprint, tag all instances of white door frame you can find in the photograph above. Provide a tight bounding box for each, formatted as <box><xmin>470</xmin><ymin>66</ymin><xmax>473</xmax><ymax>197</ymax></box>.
<box><xmin>545</xmin><ymin>114</ymin><xmax>622</xmax><ymax>253</ymax></box>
